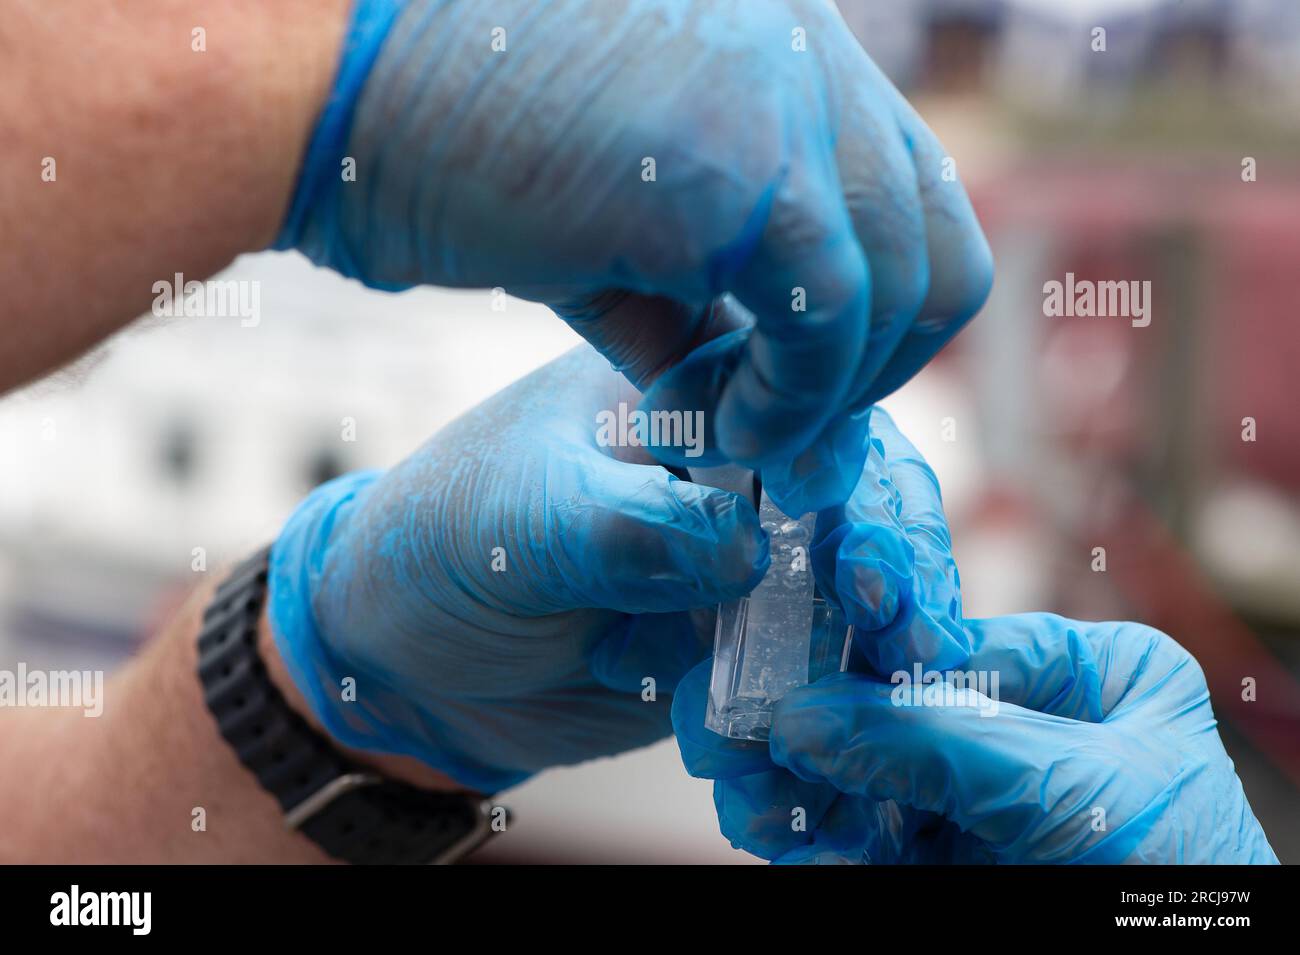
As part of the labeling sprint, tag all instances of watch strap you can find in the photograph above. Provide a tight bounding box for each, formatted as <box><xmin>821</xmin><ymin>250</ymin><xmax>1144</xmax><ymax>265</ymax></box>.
<box><xmin>196</xmin><ymin>546</ymin><xmax>496</xmax><ymax>864</ymax></box>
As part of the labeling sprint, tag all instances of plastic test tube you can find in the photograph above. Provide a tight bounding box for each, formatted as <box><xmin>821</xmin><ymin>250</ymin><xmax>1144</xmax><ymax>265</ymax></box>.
<box><xmin>704</xmin><ymin>489</ymin><xmax>854</xmax><ymax>741</ymax></box>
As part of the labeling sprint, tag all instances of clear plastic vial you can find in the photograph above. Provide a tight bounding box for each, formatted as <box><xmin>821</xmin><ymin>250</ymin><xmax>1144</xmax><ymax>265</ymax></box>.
<box><xmin>704</xmin><ymin>492</ymin><xmax>854</xmax><ymax>741</ymax></box>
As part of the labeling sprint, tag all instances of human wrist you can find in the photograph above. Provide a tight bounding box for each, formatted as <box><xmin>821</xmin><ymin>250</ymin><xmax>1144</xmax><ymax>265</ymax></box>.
<box><xmin>203</xmin><ymin>0</ymin><xmax>354</xmax><ymax>251</ymax></box>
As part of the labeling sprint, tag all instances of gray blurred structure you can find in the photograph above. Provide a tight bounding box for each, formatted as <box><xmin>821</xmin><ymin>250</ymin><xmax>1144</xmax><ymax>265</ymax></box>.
<box><xmin>837</xmin><ymin>0</ymin><xmax>1300</xmax><ymax>112</ymax></box>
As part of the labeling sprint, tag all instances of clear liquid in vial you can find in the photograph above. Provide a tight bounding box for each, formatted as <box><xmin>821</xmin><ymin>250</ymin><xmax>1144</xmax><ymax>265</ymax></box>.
<box><xmin>705</xmin><ymin>493</ymin><xmax>851</xmax><ymax>740</ymax></box>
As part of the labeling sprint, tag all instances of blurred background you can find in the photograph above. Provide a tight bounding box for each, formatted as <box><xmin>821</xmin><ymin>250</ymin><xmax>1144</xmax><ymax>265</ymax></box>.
<box><xmin>2</xmin><ymin>0</ymin><xmax>1298</xmax><ymax>862</ymax></box>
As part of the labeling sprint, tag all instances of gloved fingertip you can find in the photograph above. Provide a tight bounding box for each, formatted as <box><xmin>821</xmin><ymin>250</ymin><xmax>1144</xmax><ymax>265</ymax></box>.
<box><xmin>668</xmin><ymin>477</ymin><xmax>771</xmax><ymax>599</ymax></box>
<box><xmin>718</xmin><ymin>769</ymin><xmax>843</xmax><ymax>861</ymax></box>
<box><xmin>762</xmin><ymin>464</ymin><xmax>859</xmax><ymax>518</ymax></box>
<box><xmin>759</xmin><ymin>408</ymin><xmax>874</xmax><ymax>516</ymax></box>
<box><xmin>769</xmin><ymin>675</ymin><xmax>891</xmax><ymax>787</ymax></box>
<box><xmin>671</xmin><ymin>660</ymin><xmax>775</xmax><ymax>779</ymax></box>
<box><xmin>572</xmin><ymin>464</ymin><xmax>769</xmax><ymax>612</ymax></box>
<box><xmin>839</xmin><ymin>557</ymin><xmax>907</xmax><ymax>632</ymax></box>
<box><xmin>836</xmin><ymin>525</ymin><xmax>914</xmax><ymax>632</ymax></box>
<box><xmin>715</xmin><ymin>778</ymin><xmax>804</xmax><ymax>861</ymax></box>
<box><xmin>638</xmin><ymin>326</ymin><xmax>751</xmax><ymax>463</ymax></box>
<box><xmin>675</xmin><ymin>719</ymin><xmax>774</xmax><ymax>780</ymax></box>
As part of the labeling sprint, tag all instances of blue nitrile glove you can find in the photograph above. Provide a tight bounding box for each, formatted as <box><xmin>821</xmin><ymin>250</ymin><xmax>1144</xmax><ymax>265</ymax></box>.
<box><xmin>276</xmin><ymin>0</ymin><xmax>994</xmax><ymax>516</ymax></box>
<box><xmin>767</xmin><ymin>615</ymin><xmax>1279</xmax><ymax>864</ymax></box>
<box><xmin>675</xmin><ymin>414</ymin><xmax>1278</xmax><ymax>864</ymax></box>
<box><xmin>674</xmin><ymin>407</ymin><xmax>978</xmax><ymax>861</ymax></box>
<box><xmin>268</xmin><ymin>347</ymin><xmax>768</xmax><ymax>793</ymax></box>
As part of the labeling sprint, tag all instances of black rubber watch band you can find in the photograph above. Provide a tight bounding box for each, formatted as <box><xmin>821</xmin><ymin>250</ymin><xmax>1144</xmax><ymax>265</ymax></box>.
<box><xmin>196</xmin><ymin>546</ymin><xmax>498</xmax><ymax>864</ymax></box>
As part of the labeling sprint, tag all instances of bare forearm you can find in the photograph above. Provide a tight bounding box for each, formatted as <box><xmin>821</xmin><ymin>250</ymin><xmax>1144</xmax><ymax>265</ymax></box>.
<box><xmin>0</xmin><ymin>0</ymin><xmax>348</xmax><ymax>392</ymax></box>
<box><xmin>0</xmin><ymin>576</ymin><xmax>459</xmax><ymax>863</ymax></box>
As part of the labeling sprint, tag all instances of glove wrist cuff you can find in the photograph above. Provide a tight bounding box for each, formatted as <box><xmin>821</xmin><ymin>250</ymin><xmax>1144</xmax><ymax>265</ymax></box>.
<box><xmin>272</xmin><ymin>0</ymin><xmax>407</xmax><ymax>256</ymax></box>
<box><xmin>267</xmin><ymin>470</ymin><xmax>385</xmax><ymax>756</ymax></box>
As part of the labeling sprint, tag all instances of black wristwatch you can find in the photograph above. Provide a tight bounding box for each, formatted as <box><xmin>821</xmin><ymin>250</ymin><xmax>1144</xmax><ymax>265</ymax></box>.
<box><xmin>196</xmin><ymin>546</ymin><xmax>500</xmax><ymax>864</ymax></box>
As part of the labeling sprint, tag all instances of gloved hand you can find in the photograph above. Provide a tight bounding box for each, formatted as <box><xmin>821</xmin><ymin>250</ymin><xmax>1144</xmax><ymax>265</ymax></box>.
<box><xmin>764</xmin><ymin>614</ymin><xmax>1279</xmax><ymax>864</ymax></box>
<box><xmin>675</xmin><ymin>416</ymin><xmax>1279</xmax><ymax>864</ymax></box>
<box><xmin>268</xmin><ymin>346</ymin><xmax>768</xmax><ymax>793</ymax></box>
<box><xmin>674</xmin><ymin>406</ymin><xmax>977</xmax><ymax>860</ymax></box>
<box><xmin>275</xmin><ymin>0</ymin><xmax>994</xmax><ymax>516</ymax></box>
